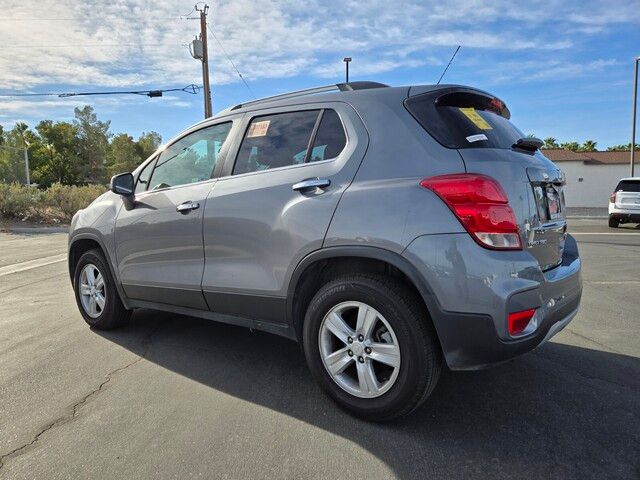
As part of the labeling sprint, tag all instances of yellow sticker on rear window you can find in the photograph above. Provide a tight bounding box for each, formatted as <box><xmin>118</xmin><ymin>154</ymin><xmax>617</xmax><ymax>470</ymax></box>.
<box><xmin>247</xmin><ymin>120</ymin><xmax>270</xmax><ymax>138</ymax></box>
<box><xmin>459</xmin><ymin>107</ymin><xmax>493</xmax><ymax>130</ymax></box>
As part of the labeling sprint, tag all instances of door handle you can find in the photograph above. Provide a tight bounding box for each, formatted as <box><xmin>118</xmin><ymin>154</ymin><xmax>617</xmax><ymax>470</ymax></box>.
<box><xmin>292</xmin><ymin>177</ymin><xmax>331</xmax><ymax>193</ymax></box>
<box><xmin>176</xmin><ymin>201</ymin><xmax>200</xmax><ymax>214</ymax></box>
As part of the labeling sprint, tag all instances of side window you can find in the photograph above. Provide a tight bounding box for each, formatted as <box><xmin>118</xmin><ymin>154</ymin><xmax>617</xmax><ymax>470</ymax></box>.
<box><xmin>309</xmin><ymin>110</ymin><xmax>346</xmax><ymax>162</ymax></box>
<box><xmin>135</xmin><ymin>158</ymin><xmax>155</xmax><ymax>194</ymax></box>
<box><xmin>148</xmin><ymin>122</ymin><xmax>232</xmax><ymax>190</ymax></box>
<box><xmin>233</xmin><ymin>110</ymin><xmax>320</xmax><ymax>175</ymax></box>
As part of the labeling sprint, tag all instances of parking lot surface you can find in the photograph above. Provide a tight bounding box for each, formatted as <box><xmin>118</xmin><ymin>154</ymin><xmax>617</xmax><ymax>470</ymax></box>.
<box><xmin>0</xmin><ymin>219</ymin><xmax>638</xmax><ymax>479</ymax></box>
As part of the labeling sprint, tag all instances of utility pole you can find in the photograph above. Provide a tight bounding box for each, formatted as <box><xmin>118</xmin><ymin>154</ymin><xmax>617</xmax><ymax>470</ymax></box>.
<box><xmin>196</xmin><ymin>4</ymin><xmax>212</xmax><ymax>118</ymax></box>
<box><xmin>631</xmin><ymin>56</ymin><xmax>639</xmax><ymax>177</ymax></box>
<box><xmin>343</xmin><ymin>57</ymin><xmax>352</xmax><ymax>83</ymax></box>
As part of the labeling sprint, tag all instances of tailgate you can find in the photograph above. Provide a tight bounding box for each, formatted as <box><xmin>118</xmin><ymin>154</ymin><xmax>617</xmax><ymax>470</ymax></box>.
<box><xmin>457</xmin><ymin>148</ymin><xmax>567</xmax><ymax>271</ymax></box>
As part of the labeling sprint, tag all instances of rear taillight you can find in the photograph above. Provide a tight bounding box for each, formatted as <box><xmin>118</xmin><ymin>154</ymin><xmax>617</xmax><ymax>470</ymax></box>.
<box><xmin>508</xmin><ymin>308</ymin><xmax>537</xmax><ymax>336</ymax></box>
<box><xmin>420</xmin><ymin>173</ymin><xmax>522</xmax><ymax>250</ymax></box>
<box><xmin>610</xmin><ymin>191</ymin><xmax>617</xmax><ymax>203</ymax></box>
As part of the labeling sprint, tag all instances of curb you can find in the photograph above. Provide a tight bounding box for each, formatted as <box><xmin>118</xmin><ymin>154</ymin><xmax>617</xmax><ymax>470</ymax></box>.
<box><xmin>2</xmin><ymin>226</ymin><xmax>69</xmax><ymax>234</ymax></box>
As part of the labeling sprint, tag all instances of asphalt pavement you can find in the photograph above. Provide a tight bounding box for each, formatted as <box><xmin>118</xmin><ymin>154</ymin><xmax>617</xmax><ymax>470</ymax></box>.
<box><xmin>0</xmin><ymin>219</ymin><xmax>638</xmax><ymax>479</ymax></box>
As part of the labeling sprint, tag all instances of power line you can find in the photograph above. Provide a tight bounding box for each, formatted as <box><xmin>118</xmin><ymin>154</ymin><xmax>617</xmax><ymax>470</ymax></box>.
<box><xmin>1</xmin><ymin>43</ymin><xmax>178</xmax><ymax>49</ymax></box>
<box><xmin>0</xmin><ymin>84</ymin><xmax>201</xmax><ymax>98</ymax></box>
<box><xmin>206</xmin><ymin>24</ymin><xmax>255</xmax><ymax>98</ymax></box>
<box><xmin>0</xmin><ymin>16</ymin><xmax>199</xmax><ymax>21</ymax></box>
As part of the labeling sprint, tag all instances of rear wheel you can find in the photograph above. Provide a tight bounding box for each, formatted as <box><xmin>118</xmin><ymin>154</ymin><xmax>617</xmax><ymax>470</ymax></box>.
<box><xmin>73</xmin><ymin>249</ymin><xmax>131</xmax><ymax>330</ymax></box>
<box><xmin>608</xmin><ymin>216</ymin><xmax>619</xmax><ymax>228</ymax></box>
<box><xmin>303</xmin><ymin>274</ymin><xmax>441</xmax><ymax>421</ymax></box>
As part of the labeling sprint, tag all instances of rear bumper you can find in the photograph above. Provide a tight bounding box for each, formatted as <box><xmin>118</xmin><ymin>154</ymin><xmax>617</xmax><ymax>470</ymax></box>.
<box><xmin>609</xmin><ymin>212</ymin><xmax>640</xmax><ymax>223</ymax></box>
<box><xmin>403</xmin><ymin>233</ymin><xmax>582</xmax><ymax>370</ymax></box>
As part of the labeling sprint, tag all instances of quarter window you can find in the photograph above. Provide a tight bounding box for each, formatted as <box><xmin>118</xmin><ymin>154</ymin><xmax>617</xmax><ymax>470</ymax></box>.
<box><xmin>309</xmin><ymin>109</ymin><xmax>346</xmax><ymax>162</ymax></box>
<box><xmin>135</xmin><ymin>158</ymin><xmax>155</xmax><ymax>194</ymax></box>
<box><xmin>148</xmin><ymin>122</ymin><xmax>232</xmax><ymax>191</ymax></box>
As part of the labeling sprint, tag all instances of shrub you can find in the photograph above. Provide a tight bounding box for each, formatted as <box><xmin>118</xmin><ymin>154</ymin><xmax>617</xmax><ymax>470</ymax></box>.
<box><xmin>42</xmin><ymin>183</ymin><xmax>106</xmax><ymax>219</ymax></box>
<box><xmin>0</xmin><ymin>183</ymin><xmax>42</xmax><ymax>218</ymax></box>
<box><xmin>0</xmin><ymin>182</ymin><xmax>105</xmax><ymax>223</ymax></box>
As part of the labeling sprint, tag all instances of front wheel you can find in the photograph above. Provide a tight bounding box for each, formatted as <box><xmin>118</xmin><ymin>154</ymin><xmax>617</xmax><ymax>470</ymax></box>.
<box><xmin>303</xmin><ymin>274</ymin><xmax>442</xmax><ymax>421</ymax></box>
<box><xmin>73</xmin><ymin>249</ymin><xmax>131</xmax><ymax>330</ymax></box>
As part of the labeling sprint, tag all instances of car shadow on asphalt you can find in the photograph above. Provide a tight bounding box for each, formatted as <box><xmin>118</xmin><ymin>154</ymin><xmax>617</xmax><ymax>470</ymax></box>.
<box><xmin>95</xmin><ymin>309</ymin><xmax>640</xmax><ymax>480</ymax></box>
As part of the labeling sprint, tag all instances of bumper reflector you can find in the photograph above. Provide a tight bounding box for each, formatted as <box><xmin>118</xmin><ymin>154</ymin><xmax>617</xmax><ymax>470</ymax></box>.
<box><xmin>508</xmin><ymin>308</ymin><xmax>536</xmax><ymax>336</ymax></box>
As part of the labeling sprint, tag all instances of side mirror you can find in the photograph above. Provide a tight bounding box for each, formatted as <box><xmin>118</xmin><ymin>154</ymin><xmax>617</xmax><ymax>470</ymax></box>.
<box><xmin>110</xmin><ymin>172</ymin><xmax>134</xmax><ymax>198</ymax></box>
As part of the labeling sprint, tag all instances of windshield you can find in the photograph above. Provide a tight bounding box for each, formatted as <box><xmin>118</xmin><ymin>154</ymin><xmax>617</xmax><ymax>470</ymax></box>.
<box><xmin>405</xmin><ymin>89</ymin><xmax>524</xmax><ymax>149</ymax></box>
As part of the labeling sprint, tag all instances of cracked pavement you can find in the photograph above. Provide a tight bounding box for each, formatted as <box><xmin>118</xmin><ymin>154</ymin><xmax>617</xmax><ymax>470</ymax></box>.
<box><xmin>0</xmin><ymin>219</ymin><xmax>638</xmax><ymax>479</ymax></box>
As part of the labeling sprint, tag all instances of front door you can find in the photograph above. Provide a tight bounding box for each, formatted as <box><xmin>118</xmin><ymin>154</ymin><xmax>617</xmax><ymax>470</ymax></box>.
<box><xmin>115</xmin><ymin>121</ymin><xmax>234</xmax><ymax>309</ymax></box>
<box><xmin>201</xmin><ymin>103</ymin><xmax>368</xmax><ymax>323</ymax></box>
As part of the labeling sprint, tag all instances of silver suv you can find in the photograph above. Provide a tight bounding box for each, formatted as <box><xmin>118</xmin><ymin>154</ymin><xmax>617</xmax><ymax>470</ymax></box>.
<box><xmin>68</xmin><ymin>82</ymin><xmax>582</xmax><ymax>420</ymax></box>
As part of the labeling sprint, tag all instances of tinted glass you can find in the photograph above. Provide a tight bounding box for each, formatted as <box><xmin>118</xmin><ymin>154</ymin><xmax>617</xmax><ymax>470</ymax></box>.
<box><xmin>616</xmin><ymin>180</ymin><xmax>640</xmax><ymax>192</ymax></box>
<box><xmin>233</xmin><ymin>110</ymin><xmax>320</xmax><ymax>175</ymax></box>
<box><xmin>148</xmin><ymin>122</ymin><xmax>231</xmax><ymax>190</ymax></box>
<box><xmin>309</xmin><ymin>109</ymin><xmax>346</xmax><ymax>162</ymax></box>
<box><xmin>135</xmin><ymin>158</ymin><xmax>155</xmax><ymax>194</ymax></box>
<box><xmin>406</xmin><ymin>90</ymin><xmax>524</xmax><ymax>149</ymax></box>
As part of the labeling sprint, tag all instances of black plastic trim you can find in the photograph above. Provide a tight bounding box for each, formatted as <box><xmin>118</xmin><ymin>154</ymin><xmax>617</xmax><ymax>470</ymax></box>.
<box><xmin>203</xmin><ymin>290</ymin><xmax>287</xmax><ymax>325</ymax></box>
<box><xmin>127</xmin><ymin>298</ymin><xmax>295</xmax><ymax>340</ymax></box>
<box><xmin>122</xmin><ymin>283</ymin><xmax>208</xmax><ymax>310</ymax></box>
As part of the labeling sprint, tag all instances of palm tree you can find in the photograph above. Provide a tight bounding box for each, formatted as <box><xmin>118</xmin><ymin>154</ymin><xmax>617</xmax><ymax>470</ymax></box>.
<box><xmin>560</xmin><ymin>142</ymin><xmax>580</xmax><ymax>151</ymax></box>
<box><xmin>542</xmin><ymin>137</ymin><xmax>559</xmax><ymax>149</ymax></box>
<box><xmin>580</xmin><ymin>140</ymin><xmax>598</xmax><ymax>152</ymax></box>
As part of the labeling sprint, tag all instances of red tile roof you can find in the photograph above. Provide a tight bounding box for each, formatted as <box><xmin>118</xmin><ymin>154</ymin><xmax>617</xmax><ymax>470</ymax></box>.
<box><xmin>542</xmin><ymin>149</ymin><xmax>633</xmax><ymax>165</ymax></box>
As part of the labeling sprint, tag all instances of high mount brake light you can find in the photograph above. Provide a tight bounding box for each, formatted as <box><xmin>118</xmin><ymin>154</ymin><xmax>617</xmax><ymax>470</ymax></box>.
<box><xmin>420</xmin><ymin>173</ymin><xmax>522</xmax><ymax>250</ymax></box>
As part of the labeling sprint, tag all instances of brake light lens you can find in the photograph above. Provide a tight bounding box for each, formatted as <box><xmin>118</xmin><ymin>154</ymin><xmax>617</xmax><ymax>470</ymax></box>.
<box><xmin>610</xmin><ymin>191</ymin><xmax>617</xmax><ymax>203</ymax></box>
<box><xmin>420</xmin><ymin>173</ymin><xmax>522</xmax><ymax>250</ymax></box>
<box><xmin>508</xmin><ymin>308</ymin><xmax>537</xmax><ymax>336</ymax></box>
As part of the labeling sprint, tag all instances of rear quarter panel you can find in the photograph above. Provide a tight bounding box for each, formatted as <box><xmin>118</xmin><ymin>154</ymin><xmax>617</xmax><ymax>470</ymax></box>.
<box><xmin>325</xmin><ymin>91</ymin><xmax>467</xmax><ymax>252</ymax></box>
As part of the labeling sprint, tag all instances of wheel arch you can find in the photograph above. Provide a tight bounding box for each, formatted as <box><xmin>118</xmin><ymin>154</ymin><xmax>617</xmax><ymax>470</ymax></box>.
<box><xmin>68</xmin><ymin>233</ymin><xmax>130</xmax><ymax>309</ymax></box>
<box><xmin>286</xmin><ymin>246</ymin><xmax>443</xmax><ymax>347</ymax></box>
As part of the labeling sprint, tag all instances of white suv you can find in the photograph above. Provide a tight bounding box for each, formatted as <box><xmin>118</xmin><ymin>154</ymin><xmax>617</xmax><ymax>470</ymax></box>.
<box><xmin>609</xmin><ymin>177</ymin><xmax>640</xmax><ymax>228</ymax></box>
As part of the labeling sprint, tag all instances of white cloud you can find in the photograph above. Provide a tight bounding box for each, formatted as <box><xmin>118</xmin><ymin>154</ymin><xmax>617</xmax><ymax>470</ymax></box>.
<box><xmin>1</xmin><ymin>0</ymin><xmax>635</xmax><ymax>90</ymax></box>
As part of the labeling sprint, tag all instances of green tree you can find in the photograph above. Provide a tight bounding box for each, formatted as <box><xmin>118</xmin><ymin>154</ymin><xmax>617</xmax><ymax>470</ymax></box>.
<box><xmin>607</xmin><ymin>143</ymin><xmax>640</xmax><ymax>151</ymax></box>
<box><xmin>33</xmin><ymin>120</ymin><xmax>80</xmax><ymax>186</ymax></box>
<box><xmin>136</xmin><ymin>131</ymin><xmax>162</xmax><ymax>161</ymax></box>
<box><xmin>560</xmin><ymin>141</ymin><xmax>580</xmax><ymax>151</ymax></box>
<box><xmin>578</xmin><ymin>140</ymin><xmax>598</xmax><ymax>152</ymax></box>
<box><xmin>107</xmin><ymin>133</ymin><xmax>141</xmax><ymax>177</ymax></box>
<box><xmin>542</xmin><ymin>137</ymin><xmax>559</xmax><ymax>149</ymax></box>
<box><xmin>74</xmin><ymin>106</ymin><xmax>111</xmax><ymax>184</ymax></box>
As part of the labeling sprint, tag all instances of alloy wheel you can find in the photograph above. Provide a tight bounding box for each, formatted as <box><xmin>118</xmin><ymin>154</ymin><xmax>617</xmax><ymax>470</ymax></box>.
<box><xmin>318</xmin><ymin>301</ymin><xmax>401</xmax><ymax>398</ymax></box>
<box><xmin>79</xmin><ymin>263</ymin><xmax>106</xmax><ymax>319</ymax></box>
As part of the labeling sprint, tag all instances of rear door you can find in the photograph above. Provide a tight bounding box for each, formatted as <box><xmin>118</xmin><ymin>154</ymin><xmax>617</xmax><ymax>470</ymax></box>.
<box><xmin>406</xmin><ymin>87</ymin><xmax>567</xmax><ymax>271</ymax></box>
<box><xmin>115</xmin><ymin>120</ymin><xmax>236</xmax><ymax>309</ymax></box>
<box><xmin>201</xmin><ymin>102</ymin><xmax>368</xmax><ymax>323</ymax></box>
<box><xmin>614</xmin><ymin>179</ymin><xmax>640</xmax><ymax>210</ymax></box>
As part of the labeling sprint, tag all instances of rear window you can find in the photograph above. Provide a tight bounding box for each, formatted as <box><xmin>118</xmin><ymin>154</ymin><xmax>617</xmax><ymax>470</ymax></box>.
<box><xmin>616</xmin><ymin>180</ymin><xmax>640</xmax><ymax>192</ymax></box>
<box><xmin>233</xmin><ymin>110</ymin><xmax>320</xmax><ymax>175</ymax></box>
<box><xmin>405</xmin><ymin>90</ymin><xmax>524</xmax><ymax>149</ymax></box>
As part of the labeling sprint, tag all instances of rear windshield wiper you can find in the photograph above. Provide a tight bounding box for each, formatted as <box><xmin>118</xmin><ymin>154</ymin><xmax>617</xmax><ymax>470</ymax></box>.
<box><xmin>513</xmin><ymin>137</ymin><xmax>543</xmax><ymax>152</ymax></box>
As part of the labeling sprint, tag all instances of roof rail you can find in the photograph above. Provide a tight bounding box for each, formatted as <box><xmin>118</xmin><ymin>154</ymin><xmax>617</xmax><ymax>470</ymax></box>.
<box><xmin>230</xmin><ymin>81</ymin><xmax>388</xmax><ymax>111</ymax></box>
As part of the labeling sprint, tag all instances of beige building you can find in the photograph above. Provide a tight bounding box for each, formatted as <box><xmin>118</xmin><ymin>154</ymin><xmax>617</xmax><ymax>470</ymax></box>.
<box><xmin>542</xmin><ymin>149</ymin><xmax>633</xmax><ymax>209</ymax></box>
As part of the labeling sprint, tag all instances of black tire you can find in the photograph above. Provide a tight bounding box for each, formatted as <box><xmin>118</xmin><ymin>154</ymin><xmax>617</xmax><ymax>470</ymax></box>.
<box><xmin>303</xmin><ymin>274</ymin><xmax>442</xmax><ymax>421</ymax></box>
<box><xmin>73</xmin><ymin>249</ymin><xmax>131</xmax><ymax>330</ymax></box>
<box><xmin>608</xmin><ymin>216</ymin><xmax>619</xmax><ymax>228</ymax></box>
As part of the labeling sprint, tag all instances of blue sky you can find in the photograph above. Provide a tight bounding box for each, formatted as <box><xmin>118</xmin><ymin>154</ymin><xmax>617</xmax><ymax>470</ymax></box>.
<box><xmin>0</xmin><ymin>0</ymin><xmax>638</xmax><ymax>149</ymax></box>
